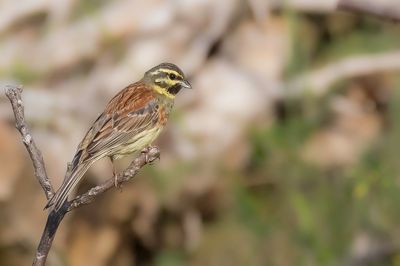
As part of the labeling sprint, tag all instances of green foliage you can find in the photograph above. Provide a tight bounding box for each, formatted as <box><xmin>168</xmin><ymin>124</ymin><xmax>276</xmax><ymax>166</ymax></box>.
<box><xmin>8</xmin><ymin>61</ymin><xmax>40</xmax><ymax>84</ymax></box>
<box><xmin>285</xmin><ymin>12</ymin><xmax>400</xmax><ymax>76</ymax></box>
<box><xmin>73</xmin><ymin>0</ymin><xmax>107</xmax><ymax>18</ymax></box>
<box><xmin>139</xmin><ymin>12</ymin><xmax>400</xmax><ymax>266</ymax></box>
<box><xmin>155</xmin><ymin>250</ymin><xmax>186</xmax><ymax>266</ymax></box>
<box><xmin>225</xmin><ymin>78</ymin><xmax>400</xmax><ymax>265</ymax></box>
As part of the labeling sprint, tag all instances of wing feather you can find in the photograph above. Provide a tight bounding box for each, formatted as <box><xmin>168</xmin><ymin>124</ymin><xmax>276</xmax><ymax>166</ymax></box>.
<box><xmin>78</xmin><ymin>82</ymin><xmax>160</xmax><ymax>160</ymax></box>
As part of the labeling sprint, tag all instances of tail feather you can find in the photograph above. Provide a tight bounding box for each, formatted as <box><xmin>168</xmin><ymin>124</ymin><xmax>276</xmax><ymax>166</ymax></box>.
<box><xmin>46</xmin><ymin>159</ymin><xmax>95</xmax><ymax>211</ymax></box>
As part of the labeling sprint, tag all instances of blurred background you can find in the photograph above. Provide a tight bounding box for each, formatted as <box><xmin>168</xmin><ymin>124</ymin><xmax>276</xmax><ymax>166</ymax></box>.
<box><xmin>1</xmin><ymin>0</ymin><xmax>400</xmax><ymax>265</ymax></box>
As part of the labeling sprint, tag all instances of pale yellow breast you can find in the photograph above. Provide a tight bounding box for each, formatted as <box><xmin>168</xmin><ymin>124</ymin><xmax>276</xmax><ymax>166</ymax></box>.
<box><xmin>112</xmin><ymin>126</ymin><xmax>163</xmax><ymax>159</ymax></box>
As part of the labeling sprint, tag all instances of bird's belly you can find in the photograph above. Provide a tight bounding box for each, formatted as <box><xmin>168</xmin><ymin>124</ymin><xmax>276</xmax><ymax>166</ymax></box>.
<box><xmin>113</xmin><ymin>127</ymin><xmax>163</xmax><ymax>159</ymax></box>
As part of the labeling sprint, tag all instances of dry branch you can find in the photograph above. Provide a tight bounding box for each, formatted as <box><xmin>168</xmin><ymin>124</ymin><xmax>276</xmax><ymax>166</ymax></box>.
<box><xmin>68</xmin><ymin>146</ymin><xmax>160</xmax><ymax>211</ymax></box>
<box><xmin>337</xmin><ymin>0</ymin><xmax>400</xmax><ymax>23</ymax></box>
<box><xmin>5</xmin><ymin>85</ymin><xmax>54</xmax><ymax>200</ymax></box>
<box><xmin>4</xmin><ymin>85</ymin><xmax>160</xmax><ymax>266</ymax></box>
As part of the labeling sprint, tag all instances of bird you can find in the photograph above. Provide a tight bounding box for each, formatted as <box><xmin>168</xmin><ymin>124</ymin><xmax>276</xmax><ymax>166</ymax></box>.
<box><xmin>46</xmin><ymin>62</ymin><xmax>191</xmax><ymax>211</ymax></box>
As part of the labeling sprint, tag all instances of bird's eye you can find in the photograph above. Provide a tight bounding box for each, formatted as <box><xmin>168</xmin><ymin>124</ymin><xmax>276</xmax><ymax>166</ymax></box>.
<box><xmin>169</xmin><ymin>73</ymin><xmax>176</xmax><ymax>80</ymax></box>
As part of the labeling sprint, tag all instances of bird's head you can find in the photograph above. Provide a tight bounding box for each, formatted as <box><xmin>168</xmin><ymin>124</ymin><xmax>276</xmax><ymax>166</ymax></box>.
<box><xmin>143</xmin><ymin>63</ymin><xmax>191</xmax><ymax>99</ymax></box>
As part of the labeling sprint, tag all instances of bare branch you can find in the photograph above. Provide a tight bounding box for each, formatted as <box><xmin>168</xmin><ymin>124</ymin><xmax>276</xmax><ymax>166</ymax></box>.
<box><xmin>68</xmin><ymin>146</ymin><xmax>160</xmax><ymax>211</ymax></box>
<box><xmin>5</xmin><ymin>86</ymin><xmax>161</xmax><ymax>265</ymax></box>
<box><xmin>5</xmin><ymin>85</ymin><xmax>54</xmax><ymax>199</ymax></box>
<box><xmin>337</xmin><ymin>0</ymin><xmax>400</xmax><ymax>23</ymax></box>
<box><xmin>31</xmin><ymin>147</ymin><xmax>159</xmax><ymax>266</ymax></box>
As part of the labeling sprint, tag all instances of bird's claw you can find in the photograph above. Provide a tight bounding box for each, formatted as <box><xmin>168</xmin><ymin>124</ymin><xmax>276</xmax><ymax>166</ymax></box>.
<box><xmin>141</xmin><ymin>146</ymin><xmax>160</xmax><ymax>164</ymax></box>
<box><xmin>114</xmin><ymin>174</ymin><xmax>122</xmax><ymax>192</ymax></box>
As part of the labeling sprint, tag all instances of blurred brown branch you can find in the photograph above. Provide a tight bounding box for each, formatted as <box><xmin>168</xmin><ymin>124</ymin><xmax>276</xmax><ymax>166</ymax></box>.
<box><xmin>270</xmin><ymin>0</ymin><xmax>338</xmax><ymax>13</ymax></box>
<box><xmin>289</xmin><ymin>50</ymin><xmax>400</xmax><ymax>95</ymax></box>
<box><xmin>344</xmin><ymin>242</ymin><xmax>397</xmax><ymax>266</ymax></box>
<box><xmin>337</xmin><ymin>0</ymin><xmax>400</xmax><ymax>23</ymax></box>
<box><xmin>4</xmin><ymin>85</ymin><xmax>160</xmax><ymax>266</ymax></box>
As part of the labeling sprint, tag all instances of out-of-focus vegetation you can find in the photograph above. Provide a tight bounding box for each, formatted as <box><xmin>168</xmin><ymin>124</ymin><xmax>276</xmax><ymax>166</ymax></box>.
<box><xmin>1</xmin><ymin>1</ymin><xmax>400</xmax><ymax>266</ymax></box>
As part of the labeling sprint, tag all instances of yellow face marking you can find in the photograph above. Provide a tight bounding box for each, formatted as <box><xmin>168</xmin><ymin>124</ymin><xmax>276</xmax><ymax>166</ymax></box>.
<box><xmin>149</xmin><ymin>67</ymin><xmax>183</xmax><ymax>99</ymax></box>
<box><xmin>153</xmin><ymin>84</ymin><xmax>175</xmax><ymax>99</ymax></box>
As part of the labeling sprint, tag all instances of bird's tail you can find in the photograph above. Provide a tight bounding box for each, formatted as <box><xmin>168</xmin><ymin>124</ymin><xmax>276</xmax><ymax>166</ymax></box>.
<box><xmin>46</xmin><ymin>153</ymin><xmax>95</xmax><ymax>211</ymax></box>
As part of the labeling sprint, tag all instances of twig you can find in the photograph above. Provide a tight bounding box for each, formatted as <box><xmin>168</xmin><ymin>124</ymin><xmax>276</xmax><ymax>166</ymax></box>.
<box><xmin>4</xmin><ymin>85</ymin><xmax>161</xmax><ymax>266</ymax></box>
<box><xmin>68</xmin><ymin>146</ymin><xmax>160</xmax><ymax>211</ymax></box>
<box><xmin>31</xmin><ymin>148</ymin><xmax>159</xmax><ymax>266</ymax></box>
<box><xmin>5</xmin><ymin>85</ymin><xmax>54</xmax><ymax>200</ymax></box>
<box><xmin>337</xmin><ymin>0</ymin><xmax>400</xmax><ymax>23</ymax></box>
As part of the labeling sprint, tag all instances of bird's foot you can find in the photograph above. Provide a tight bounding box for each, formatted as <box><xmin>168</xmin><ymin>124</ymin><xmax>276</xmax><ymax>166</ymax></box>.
<box><xmin>114</xmin><ymin>174</ymin><xmax>123</xmax><ymax>192</ymax></box>
<box><xmin>141</xmin><ymin>146</ymin><xmax>160</xmax><ymax>164</ymax></box>
<box><xmin>110</xmin><ymin>157</ymin><xmax>122</xmax><ymax>191</ymax></box>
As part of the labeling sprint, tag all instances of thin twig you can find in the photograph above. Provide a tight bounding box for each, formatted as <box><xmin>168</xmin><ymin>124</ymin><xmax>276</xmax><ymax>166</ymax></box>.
<box><xmin>68</xmin><ymin>146</ymin><xmax>160</xmax><ymax>211</ymax></box>
<box><xmin>5</xmin><ymin>85</ymin><xmax>54</xmax><ymax>200</ymax></box>
<box><xmin>337</xmin><ymin>0</ymin><xmax>400</xmax><ymax>23</ymax></box>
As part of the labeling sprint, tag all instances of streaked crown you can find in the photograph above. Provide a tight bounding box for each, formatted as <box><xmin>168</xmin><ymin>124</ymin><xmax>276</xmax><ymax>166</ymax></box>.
<box><xmin>144</xmin><ymin>62</ymin><xmax>191</xmax><ymax>99</ymax></box>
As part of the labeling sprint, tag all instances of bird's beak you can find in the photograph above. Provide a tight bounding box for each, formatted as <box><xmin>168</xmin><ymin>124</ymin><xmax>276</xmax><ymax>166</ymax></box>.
<box><xmin>181</xmin><ymin>80</ymin><xmax>192</xmax><ymax>89</ymax></box>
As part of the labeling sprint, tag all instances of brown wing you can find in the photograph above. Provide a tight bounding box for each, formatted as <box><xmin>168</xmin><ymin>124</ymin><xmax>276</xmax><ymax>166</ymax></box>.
<box><xmin>76</xmin><ymin>81</ymin><xmax>160</xmax><ymax>164</ymax></box>
<box><xmin>46</xmin><ymin>82</ymin><xmax>161</xmax><ymax>211</ymax></box>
